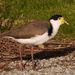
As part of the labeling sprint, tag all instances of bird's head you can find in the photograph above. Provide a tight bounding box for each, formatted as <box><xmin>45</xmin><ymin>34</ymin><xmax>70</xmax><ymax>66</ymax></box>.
<box><xmin>49</xmin><ymin>15</ymin><xmax>69</xmax><ymax>26</ymax></box>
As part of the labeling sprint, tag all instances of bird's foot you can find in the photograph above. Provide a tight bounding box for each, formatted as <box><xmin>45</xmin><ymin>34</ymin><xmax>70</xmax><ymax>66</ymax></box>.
<box><xmin>31</xmin><ymin>60</ymin><xmax>38</xmax><ymax>70</ymax></box>
<box><xmin>32</xmin><ymin>60</ymin><xmax>35</xmax><ymax>69</ymax></box>
<box><xmin>16</xmin><ymin>61</ymin><xmax>25</xmax><ymax>71</ymax></box>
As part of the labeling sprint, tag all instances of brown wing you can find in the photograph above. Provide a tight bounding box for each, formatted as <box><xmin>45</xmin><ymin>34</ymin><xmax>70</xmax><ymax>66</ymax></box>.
<box><xmin>0</xmin><ymin>20</ymin><xmax>49</xmax><ymax>38</ymax></box>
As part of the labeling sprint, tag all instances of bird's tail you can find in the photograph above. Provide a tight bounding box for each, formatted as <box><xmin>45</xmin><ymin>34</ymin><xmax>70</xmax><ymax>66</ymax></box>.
<box><xmin>3</xmin><ymin>36</ymin><xmax>16</xmax><ymax>41</ymax></box>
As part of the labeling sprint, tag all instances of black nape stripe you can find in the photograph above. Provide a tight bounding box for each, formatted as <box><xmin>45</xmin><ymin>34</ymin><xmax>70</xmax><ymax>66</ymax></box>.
<box><xmin>48</xmin><ymin>24</ymin><xmax>53</xmax><ymax>36</ymax></box>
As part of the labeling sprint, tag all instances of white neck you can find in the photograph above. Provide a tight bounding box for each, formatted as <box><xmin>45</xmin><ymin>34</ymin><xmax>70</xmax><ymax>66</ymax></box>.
<box><xmin>50</xmin><ymin>19</ymin><xmax>61</xmax><ymax>37</ymax></box>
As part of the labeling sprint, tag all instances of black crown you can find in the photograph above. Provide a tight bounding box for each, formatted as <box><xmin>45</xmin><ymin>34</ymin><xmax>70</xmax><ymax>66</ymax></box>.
<box><xmin>50</xmin><ymin>14</ymin><xmax>62</xmax><ymax>20</ymax></box>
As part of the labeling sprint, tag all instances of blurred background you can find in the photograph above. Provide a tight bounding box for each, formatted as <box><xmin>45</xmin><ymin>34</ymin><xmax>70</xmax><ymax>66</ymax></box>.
<box><xmin>0</xmin><ymin>0</ymin><xmax>75</xmax><ymax>39</ymax></box>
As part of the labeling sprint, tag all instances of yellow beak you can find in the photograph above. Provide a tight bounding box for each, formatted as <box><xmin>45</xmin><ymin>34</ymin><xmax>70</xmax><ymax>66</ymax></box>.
<box><xmin>60</xmin><ymin>17</ymin><xmax>69</xmax><ymax>25</ymax></box>
<box><xmin>64</xmin><ymin>20</ymin><xmax>69</xmax><ymax>25</ymax></box>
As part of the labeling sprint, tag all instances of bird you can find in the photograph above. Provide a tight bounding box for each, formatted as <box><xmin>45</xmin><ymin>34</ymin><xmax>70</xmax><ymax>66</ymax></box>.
<box><xmin>1</xmin><ymin>14</ymin><xmax>69</xmax><ymax>70</ymax></box>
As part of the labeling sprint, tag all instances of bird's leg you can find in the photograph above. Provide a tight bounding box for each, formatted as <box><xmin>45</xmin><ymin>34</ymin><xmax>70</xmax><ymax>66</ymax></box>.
<box><xmin>31</xmin><ymin>46</ymin><xmax>35</xmax><ymax>69</ymax></box>
<box><xmin>19</xmin><ymin>44</ymin><xmax>24</xmax><ymax>70</ymax></box>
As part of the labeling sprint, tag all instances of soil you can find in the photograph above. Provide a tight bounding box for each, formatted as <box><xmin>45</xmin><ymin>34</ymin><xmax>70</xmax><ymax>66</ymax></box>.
<box><xmin>0</xmin><ymin>38</ymin><xmax>75</xmax><ymax>75</ymax></box>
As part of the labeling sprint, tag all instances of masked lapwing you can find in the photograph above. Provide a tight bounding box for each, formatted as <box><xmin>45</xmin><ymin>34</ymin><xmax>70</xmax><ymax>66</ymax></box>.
<box><xmin>1</xmin><ymin>14</ymin><xmax>69</xmax><ymax>69</ymax></box>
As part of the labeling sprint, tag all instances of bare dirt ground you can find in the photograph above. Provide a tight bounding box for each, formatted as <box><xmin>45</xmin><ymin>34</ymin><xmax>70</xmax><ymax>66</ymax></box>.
<box><xmin>0</xmin><ymin>38</ymin><xmax>75</xmax><ymax>75</ymax></box>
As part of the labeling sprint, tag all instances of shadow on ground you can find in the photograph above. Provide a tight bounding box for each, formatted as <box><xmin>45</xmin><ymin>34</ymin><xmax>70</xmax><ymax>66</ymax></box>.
<box><xmin>20</xmin><ymin>47</ymin><xmax>75</xmax><ymax>60</ymax></box>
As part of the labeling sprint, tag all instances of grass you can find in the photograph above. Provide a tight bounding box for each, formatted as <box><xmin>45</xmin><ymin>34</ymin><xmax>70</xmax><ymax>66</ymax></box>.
<box><xmin>0</xmin><ymin>0</ymin><xmax>75</xmax><ymax>39</ymax></box>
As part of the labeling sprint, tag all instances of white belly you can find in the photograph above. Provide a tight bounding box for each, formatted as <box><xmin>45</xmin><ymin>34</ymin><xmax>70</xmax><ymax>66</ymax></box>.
<box><xmin>15</xmin><ymin>32</ymin><xmax>50</xmax><ymax>45</ymax></box>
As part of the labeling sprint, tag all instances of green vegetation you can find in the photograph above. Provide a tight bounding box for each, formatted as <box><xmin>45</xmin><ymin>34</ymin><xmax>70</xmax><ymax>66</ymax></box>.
<box><xmin>0</xmin><ymin>0</ymin><xmax>75</xmax><ymax>39</ymax></box>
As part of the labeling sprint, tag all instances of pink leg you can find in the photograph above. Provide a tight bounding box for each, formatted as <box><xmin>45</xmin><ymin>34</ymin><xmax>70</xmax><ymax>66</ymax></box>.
<box><xmin>31</xmin><ymin>46</ymin><xmax>35</xmax><ymax>69</ymax></box>
<box><xmin>19</xmin><ymin>45</ymin><xmax>24</xmax><ymax>70</ymax></box>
